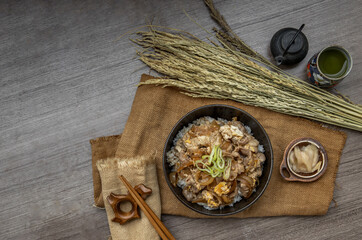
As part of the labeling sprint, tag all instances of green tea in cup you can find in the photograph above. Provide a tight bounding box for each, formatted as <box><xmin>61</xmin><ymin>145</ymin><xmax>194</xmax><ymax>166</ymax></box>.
<box><xmin>307</xmin><ymin>46</ymin><xmax>353</xmax><ymax>88</ymax></box>
<box><xmin>318</xmin><ymin>48</ymin><xmax>348</xmax><ymax>78</ymax></box>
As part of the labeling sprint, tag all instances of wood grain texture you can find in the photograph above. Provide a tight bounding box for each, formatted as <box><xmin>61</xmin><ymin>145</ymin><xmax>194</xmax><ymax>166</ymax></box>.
<box><xmin>0</xmin><ymin>0</ymin><xmax>361</xmax><ymax>239</ymax></box>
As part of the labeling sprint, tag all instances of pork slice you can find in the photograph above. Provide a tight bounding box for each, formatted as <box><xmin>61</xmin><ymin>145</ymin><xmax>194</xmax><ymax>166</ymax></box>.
<box><xmin>230</xmin><ymin>119</ymin><xmax>247</xmax><ymax>133</ymax></box>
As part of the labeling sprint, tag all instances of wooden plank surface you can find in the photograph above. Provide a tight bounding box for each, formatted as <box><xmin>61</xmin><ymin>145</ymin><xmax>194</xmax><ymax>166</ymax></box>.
<box><xmin>0</xmin><ymin>0</ymin><xmax>361</xmax><ymax>239</ymax></box>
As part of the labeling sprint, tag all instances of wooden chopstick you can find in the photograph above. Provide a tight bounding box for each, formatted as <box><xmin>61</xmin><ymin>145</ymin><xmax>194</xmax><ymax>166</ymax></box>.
<box><xmin>120</xmin><ymin>175</ymin><xmax>175</xmax><ymax>240</ymax></box>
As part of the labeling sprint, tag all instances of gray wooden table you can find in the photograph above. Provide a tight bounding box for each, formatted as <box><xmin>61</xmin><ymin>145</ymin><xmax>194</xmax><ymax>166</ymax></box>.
<box><xmin>1</xmin><ymin>0</ymin><xmax>361</xmax><ymax>239</ymax></box>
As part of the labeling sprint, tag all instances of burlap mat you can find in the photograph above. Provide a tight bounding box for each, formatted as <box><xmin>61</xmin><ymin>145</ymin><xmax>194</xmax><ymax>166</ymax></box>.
<box><xmin>91</xmin><ymin>74</ymin><xmax>346</xmax><ymax>218</ymax></box>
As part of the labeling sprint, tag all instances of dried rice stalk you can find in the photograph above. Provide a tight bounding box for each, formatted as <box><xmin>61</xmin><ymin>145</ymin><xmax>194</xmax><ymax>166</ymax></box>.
<box><xmin>132</xmin><ymin>29</ymin><xmax>362</xmax><ymax>132</ymax></box>
<box><xmin>204</xmin><ymin>0</ymin><xmax>271</xmax><ymax>66</ymax></box>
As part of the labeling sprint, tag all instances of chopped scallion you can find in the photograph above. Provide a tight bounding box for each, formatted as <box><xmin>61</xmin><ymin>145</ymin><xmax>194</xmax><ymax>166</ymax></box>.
<box><xmin>194</xmin><ymin>145</ymin><xmax>232</xmax><ymax>180</ymax></box>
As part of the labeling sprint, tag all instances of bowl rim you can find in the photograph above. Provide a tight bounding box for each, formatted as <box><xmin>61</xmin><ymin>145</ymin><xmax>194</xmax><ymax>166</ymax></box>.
<box><xmin>162</xmin><ymin>104</ymin><xmax>274</xmax><ymax>216</ymax></box>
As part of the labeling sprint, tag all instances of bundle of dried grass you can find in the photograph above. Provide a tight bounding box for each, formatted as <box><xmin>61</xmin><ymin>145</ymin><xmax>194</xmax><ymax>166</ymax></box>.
<box><xmin>131</xmin><ymin>29</ymin><xmax>362</xmax><ymax>132</ymax></box>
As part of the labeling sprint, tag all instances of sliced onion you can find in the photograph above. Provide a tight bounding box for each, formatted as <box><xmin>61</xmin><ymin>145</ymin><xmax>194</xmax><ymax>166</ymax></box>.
<box><xmin>176</xmin><ymin>160</ymin><xmax>194</xmax><ymax>172</ymax></box>
<box><xmin>178</xmin><ymin>168</ymin><xmax>191</xmax><ymax>179</ymax></box>
<box><xmin>194</xmin><ymin>169</ymin><xmax>201</xmax><ymax>182</ymax></box>
<box><xmin>237</xmin><ymin>174</ymin><xmax>254</xmax><ymax>187</ymax></box>
<box><xmin>244</xmin><ymin>189</ymin><xmax>253</xmax><ymax>198</ymax></box>
<box><xmin>238</xmin><ymin>177</ymin><xmax>253</xmax><ymax>199</ymax></box>
<box><xmin>192</xmin><ymin>198</ymin><xmax>207</xmax><ymax>204</ymax></box>
<box><xmin>198</xmin><ymin>172</ymin><xmax>215</xmax><ymax>186</ymax></box>
<box><xmin>200</xmin><ymin>176</ymin><xmax>214</xmax><ymax>186</ymax></box>
<box><xmin>211</xmin><ymin>192</ymin><xmax>223</xmax><ymax>205</ymax></box>
<box><xmin>220</xmin><ymin>141</ymin><xmax>231</xmax><ymax>151</ymax></box>
<box><xmin>229</xmin><ymin>179</ymin><xmax>237</xmax><ymax>193</ymax></box>
<box><xmin>221</xmin><ymin>195</ymin><xmax>232</xmax><ymax>204</ymax></box>
<box><xmin>238</xmin><ymin>178</ymin><xmax>251</xmax><ymax>189</ymax></box>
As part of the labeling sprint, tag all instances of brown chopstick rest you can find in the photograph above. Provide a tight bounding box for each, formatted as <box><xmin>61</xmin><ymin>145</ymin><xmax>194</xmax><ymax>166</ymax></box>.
<box><xmin>107</xmin><ymin>184</ymin><xmax>152</xmax><ymax>225</ymax></box>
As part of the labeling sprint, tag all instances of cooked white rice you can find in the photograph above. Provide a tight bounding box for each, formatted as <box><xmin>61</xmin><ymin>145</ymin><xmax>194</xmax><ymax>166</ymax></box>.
<box><xmin>244</xmin><ymin>125</ymin><xmax>252</xmax><ymax>134</ymax></box>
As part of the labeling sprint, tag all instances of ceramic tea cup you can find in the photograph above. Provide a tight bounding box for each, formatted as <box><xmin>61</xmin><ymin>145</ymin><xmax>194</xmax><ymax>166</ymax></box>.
<box><xmin>307</xmin><ymin>46</ymin><xmax>353</xmax><ymax>88</ymax></box>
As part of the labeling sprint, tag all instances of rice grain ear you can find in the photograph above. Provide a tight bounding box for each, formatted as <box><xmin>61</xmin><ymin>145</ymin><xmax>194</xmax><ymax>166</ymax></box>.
<box><xmin>204</xmin><ymin>0</ymin><xmax>271</xmax><ymax>66</ymax></box>
<box><xmin>131</xmin><ymin>29</ymin><xmax>362</xmax><ymax>132</ymax></box>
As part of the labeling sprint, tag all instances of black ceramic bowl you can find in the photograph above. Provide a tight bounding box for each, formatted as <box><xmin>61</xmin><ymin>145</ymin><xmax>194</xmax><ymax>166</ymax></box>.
<box><xmin>163</xmin><ymin>104</ymin><xmax>273</xmax><ymax>216</ymax></box>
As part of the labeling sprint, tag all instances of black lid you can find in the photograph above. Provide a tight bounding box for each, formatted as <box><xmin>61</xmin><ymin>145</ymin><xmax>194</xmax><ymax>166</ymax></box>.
<box><xmin>270</xmin><ymin>25</ymin><xmax>308</xmax><ymax>65</ymax></box>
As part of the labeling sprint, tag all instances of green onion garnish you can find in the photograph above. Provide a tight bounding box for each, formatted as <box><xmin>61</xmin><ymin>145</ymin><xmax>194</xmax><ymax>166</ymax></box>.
<box><xmin>194</xmin><ymin>145</ymin><xmax>231</xmax><ymax>180</ymax></box>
